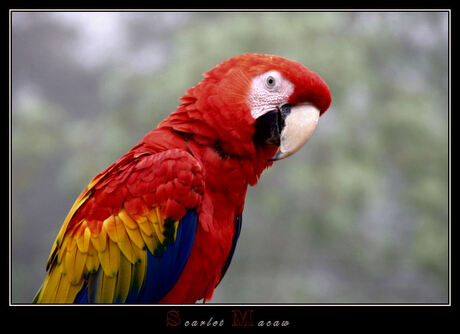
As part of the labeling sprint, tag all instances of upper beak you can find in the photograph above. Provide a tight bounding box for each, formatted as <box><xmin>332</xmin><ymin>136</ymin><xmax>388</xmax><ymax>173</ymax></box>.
<box><xmin>253</xmin><ymin>103</ymin><xmax>320</xmax><ymax>161</ymax></box>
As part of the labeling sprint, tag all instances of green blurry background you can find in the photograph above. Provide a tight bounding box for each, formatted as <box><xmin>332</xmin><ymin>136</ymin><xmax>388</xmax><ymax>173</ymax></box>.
<box><xmin>11</xmin><ymin>11</ymin><xmax>449</xmax><ymax>303</ymax></box>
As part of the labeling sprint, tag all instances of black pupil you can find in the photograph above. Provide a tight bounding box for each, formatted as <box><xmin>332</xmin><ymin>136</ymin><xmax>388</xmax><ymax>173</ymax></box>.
<box><xmin>268</xmin><ymin>78</ymin><xmax>274</xmax><ymax>85</ymax></box>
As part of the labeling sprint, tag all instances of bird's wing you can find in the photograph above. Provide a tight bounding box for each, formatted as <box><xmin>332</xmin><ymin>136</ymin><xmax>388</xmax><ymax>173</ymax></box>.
<box><xmin>33</xmin><ymin>148</ymin><xmax>204</xmax><ymax>303</ymax></box>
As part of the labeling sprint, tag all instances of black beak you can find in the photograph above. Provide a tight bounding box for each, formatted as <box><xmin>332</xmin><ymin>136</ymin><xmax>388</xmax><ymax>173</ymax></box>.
<box><xmin>253</xmin><ymin>104</ymin><xmax>291</xmax><ymax>147</ymax></box>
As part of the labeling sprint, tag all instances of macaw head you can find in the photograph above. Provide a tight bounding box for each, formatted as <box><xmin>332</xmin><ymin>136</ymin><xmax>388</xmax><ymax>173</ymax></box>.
<box><xmin>162</xmin><ymin>53</ymin><xmax>331</xmax><ymax>162</ymax></box>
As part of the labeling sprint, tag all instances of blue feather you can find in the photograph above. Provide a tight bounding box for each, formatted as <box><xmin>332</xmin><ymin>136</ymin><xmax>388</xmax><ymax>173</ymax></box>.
<box><xmin>74</xmin><ymin>282</ymin><xmax>88</xmax><ymax>303</ymax></box>
<box><xmin>135</xmin><ymin>209</ymin><xmax>198</xmax><ymax>303</ymax></box>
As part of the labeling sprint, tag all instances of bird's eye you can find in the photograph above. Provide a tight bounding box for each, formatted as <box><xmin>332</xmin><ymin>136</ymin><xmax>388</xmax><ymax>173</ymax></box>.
<box><xmin>265</xmin><ymin>76</ymin><xmax>276</xmax><ymax>89</ymax></box>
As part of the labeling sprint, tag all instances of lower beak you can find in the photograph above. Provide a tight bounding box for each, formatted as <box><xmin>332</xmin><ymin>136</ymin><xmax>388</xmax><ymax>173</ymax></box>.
<box><xmin>270</xmin><ymin>103</ymin><xmax>320</xmax><ymax>161</ymax></box>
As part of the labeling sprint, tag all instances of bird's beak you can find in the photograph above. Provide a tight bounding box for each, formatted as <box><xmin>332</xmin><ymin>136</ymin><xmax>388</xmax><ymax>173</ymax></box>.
<box><xmin>253</xmin><ymin>103</ymin><xmax>320</xmax><ymax>161</ymax></box>
<box><xmin>270</xmin><ymin>103</ymin><xmax>320</xmax><ymax>161</ymax></box>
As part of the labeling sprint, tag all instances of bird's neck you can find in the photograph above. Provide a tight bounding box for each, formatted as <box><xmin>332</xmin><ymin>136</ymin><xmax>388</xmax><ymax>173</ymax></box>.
<box><xmin>161</xmin><ymin>106</ymin><xmax>276</xmax><ymax>173</ymax></box>
<box><xmin>136</xmin><ymin>109</ymin><xmax>277</xmax><ymax>212</ymax></box>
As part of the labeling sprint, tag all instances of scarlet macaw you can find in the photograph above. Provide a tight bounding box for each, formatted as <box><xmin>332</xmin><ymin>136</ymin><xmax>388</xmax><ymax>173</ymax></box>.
<box><xmin>33</xmin><ymin>53</ymin><xmax>331</xmax><ymax>303</ymax></box>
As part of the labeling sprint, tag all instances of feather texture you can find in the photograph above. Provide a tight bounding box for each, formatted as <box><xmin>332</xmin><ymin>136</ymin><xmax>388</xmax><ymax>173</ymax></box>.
<box><xmin>35</xmin><ymin>53</ymin><xmax>331</xmax><ymax>303</ymax></box>
<box><xmin>34</xmin><ymin>149</ymin><xmax>204</xmax><ymax>303</ymax></box>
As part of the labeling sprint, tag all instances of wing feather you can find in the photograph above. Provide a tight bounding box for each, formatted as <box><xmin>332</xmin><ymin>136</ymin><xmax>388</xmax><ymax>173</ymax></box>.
<box><xmin>34</xmin><ymin>149</ymin><xmax>204</xmax><ymax>303</ymax></box>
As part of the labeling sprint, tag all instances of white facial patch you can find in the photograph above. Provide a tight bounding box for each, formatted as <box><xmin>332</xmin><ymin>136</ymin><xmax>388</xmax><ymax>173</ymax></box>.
<box><xmin>248</xmin><ymin>70</ymin><xmax>295</xmax><ymax>119</ymax></box>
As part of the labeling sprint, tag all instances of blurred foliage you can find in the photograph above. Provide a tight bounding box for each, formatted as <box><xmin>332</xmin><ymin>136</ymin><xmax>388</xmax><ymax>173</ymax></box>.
<box><xmin>11</xmin><ymin>11</ymin><xmax>448</xmax><ymax>303</ymax></box>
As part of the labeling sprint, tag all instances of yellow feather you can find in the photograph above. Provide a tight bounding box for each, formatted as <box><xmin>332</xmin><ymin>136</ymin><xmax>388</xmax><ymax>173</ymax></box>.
<box><xmin>114</xmin><ymin>254</ymin><xmax>132</xmax><ymax>303</ymax></box>
<box><xmin>98</xmin><ymin>249</ymin><xmax>110</xmax><ymax>277</ymax></box>
<box><xmin>105</xmin><ymin>215</ymin><xmax>128</xmax><ymax>243</ymax></box>
<box><xmin>137</xmin><ymin>215</ymin><xmax>154</xmax><ymax>236</ymax></box>
<box><xmin>86</xmin><ymin>254</ymin><xmax>99</xmax><ymax>274</ymax></box>
<box><xmin>63</xmin><ymin>246</ymin><xmax>77</xmax><ymax>276</ymax></box>
<box><xmin>114</xmin><ymin>216</ymin><xmax>128</xmax><ymax>242</ymax></box>
<box><xmin>131</xmin><ymin>248</ymin><xmax>147</xmax><ymax>293</ymax></box>
<box><xmin>131</xmin><ymin>243</ymin><xmax>144</xmax><ymax>264</ymax></box>
<box><xmin>85</xmin><ymin>242</ymin><xmax>100</xmax><ymax>273</ymax></box>
<box><xmin>91</xmin><ymin>226</ymin><xmax>107</xmax><ymax>252</ymax></box>
<box><xmin>155</xmin><ymin>207</ymin><xmax>166</xmax><ymax>233</ymax></box>
<box><xmin>67</xmin><ymin>280</ymin><xmax>85</xmax><ymax>302</ymax></box>
<box><xmin>35</xmin><ymin>265</ymin><xmax>61</xmax><ymax>303</ymax></box>
<box><xmin>140</xmin><ymin>227</ymin><xmax>159</xmax><ymax>254</ymax></box>
<box><xmin>64</xmin><ymin>236</ymin><xmax>77</xmax><ymax>253</ymax></box>
<box><xmin>37</xmin><ymin>165</ymin><xmax>121</xmax><ymax>302</ymax></box>
<box><xmin>71</xmin><ymin>250</ymin><xmax>88</xmax><ymax>285</ymax></box>
<box><xmin>173</xmin><ymin>220</ymin><xmax>179</xmax><ymax>240</ymax></box>
<box><xmin>124</xmin><ymin>225</ymin><xmax>145</xmax><ymax>250</ymax></box>
<box><xmin>148</xmin><ymin>209</ymin><xmax>165</xmax><ymax>243</ymax></box>
<box><xmin>117</xmin><ymin>236</ymin><xmax>135</xmax><ymax>264</ymax></box>
<box><xmin>98</xmin><ymin>239</ymin><xmax>120</xmax><ymax>278</ymax></box>
<box><xmin>118</xmin><ymin>209</ymin><xmax>138</xmax><ymax>229</ymax></box>
<box><xmin>46</xmin><ymin>191</ymin><xmax>91</xmax><ymax>269</ymax></box>
<box><xmin>54</xmin><ymin>276</ymin><xmax>71</xmax><ymax>303</ymax></box>
<box><xmin>56</xmin><ymin>237</ymin><xmax>69</xmax><ymax>265</ymax></box>
<box><xmin>76</xmin><ymin>226</ymin><xmax>91</xmax><ymax>253</ymax></box>
<box><xmin>103</xmin><ymin>215</ymin><xmax>117</xmax><ymax>241</ymax></box>
<box><xmin>96</xmin><ymin>271</ymin><xmax>117</xmax><ymax>303</ymax></box>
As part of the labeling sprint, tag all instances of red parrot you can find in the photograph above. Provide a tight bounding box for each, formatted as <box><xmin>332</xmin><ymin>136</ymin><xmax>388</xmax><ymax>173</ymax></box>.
<box><xmin>33</xmin><ymin>53</ymin><xmax>331</xmax><ymax>303</ymax></box>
